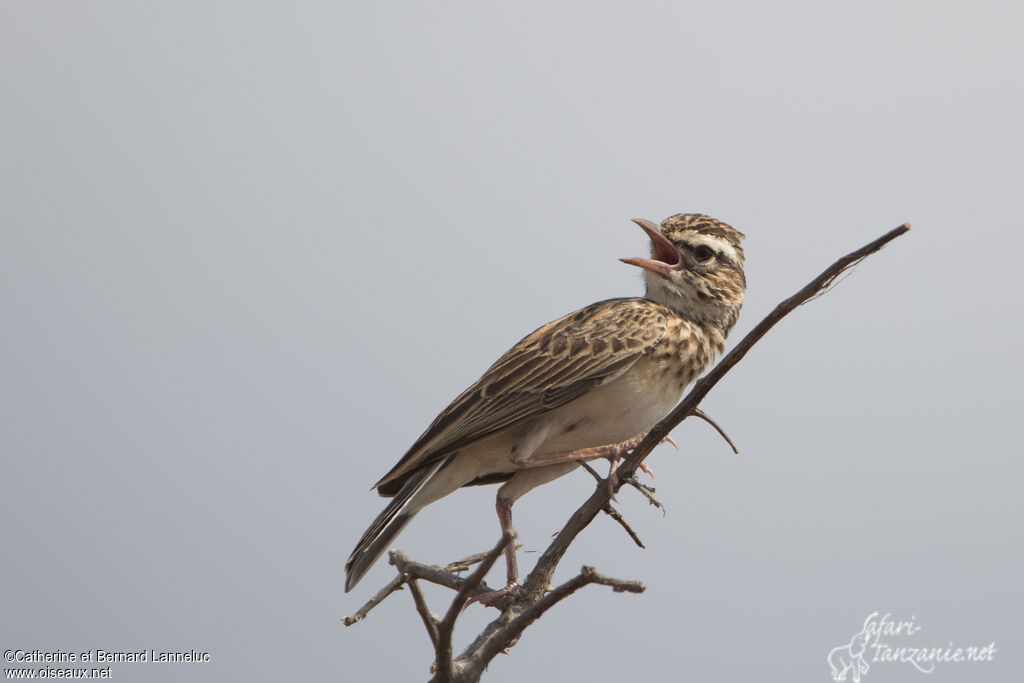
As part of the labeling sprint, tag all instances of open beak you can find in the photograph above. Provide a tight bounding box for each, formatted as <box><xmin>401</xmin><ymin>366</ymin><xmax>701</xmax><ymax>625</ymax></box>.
<box><xmin>619</xmin><ymin>218</ymin><xmax>681</xmax><ymax>278</ymax></box>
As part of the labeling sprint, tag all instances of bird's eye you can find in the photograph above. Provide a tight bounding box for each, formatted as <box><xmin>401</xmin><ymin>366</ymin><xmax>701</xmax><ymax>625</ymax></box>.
<box><xmin>693</xmin><ymin>245</ymin><xmax>715</xmax><ymax>262</ymax></box>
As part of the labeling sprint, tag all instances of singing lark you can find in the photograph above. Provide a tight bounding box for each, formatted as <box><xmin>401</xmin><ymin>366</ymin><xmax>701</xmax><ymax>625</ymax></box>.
<box><xmin>345</xmin><ymin>213</ymin><xmax>746</xmax><ymax>594</ymax></box>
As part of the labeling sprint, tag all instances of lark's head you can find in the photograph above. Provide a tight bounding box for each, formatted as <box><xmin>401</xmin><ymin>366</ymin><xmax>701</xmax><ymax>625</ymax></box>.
<box><xmin>621</xmin><ymin>213</ymin><xmax>746</xmax><ymax>330</ymax></box>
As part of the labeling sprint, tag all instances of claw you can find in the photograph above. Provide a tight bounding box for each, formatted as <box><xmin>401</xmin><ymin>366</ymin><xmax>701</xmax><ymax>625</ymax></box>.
<box><xmin>662</xmin><ymin>435</ymin><xmax>678</xmax><ymax>450</ymax></box>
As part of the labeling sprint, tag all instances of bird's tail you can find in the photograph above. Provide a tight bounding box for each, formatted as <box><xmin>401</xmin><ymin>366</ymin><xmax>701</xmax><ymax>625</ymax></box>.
<box><xmin>344</xmin><ymin>458</ymin><xmax>448</xmax><ymax>592</ymax></box>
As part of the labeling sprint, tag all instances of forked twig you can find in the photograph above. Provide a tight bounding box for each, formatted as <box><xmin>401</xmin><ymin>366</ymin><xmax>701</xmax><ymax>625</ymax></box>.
<box><xmin>621</xmin><ymin>475</ymin><xmax>664</xmax><ymax>513</ymax></box>
<box><xmin>434</xmin><ymin>531</ymin><xmax>515</xmax><ymax>681</ymax></box>
<box><xmin>578</xmin><ymin>461</ymin><xmax>652</xmax><ymax>547</ymax></box>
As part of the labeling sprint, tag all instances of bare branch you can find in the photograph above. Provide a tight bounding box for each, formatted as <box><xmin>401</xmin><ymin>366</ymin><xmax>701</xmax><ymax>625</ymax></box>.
<box><xmin>580</xmin><ymin>566</ymin><xmax>646</xmax><ymax>593</ymax></box>
<box><xmin>435</xmin><ymin>530</ymin><xmax>516</xmax><ymax>681</ymax></box>
<box><xmin>603</xmin><ymin>503</ymin><xmax>646</xmax><ymax>549</ymax></box>
<box><xmin>390</xmin><ymin>551</ymin><xmax>509</xmax><ymax>606</ymax></box>
<box><xmin>342</xmin><ymin>574</ymin><xmax>405</xmax><ymax>627</ymax></box>
<box><xmin>578</xmin><ymin>460</ymin><xmax>603</xmax><ymax>484</ymax></box>
<box><xmin>621</xmin><ymin>475</ymin><xmax>665</xmax><ymax>513</ymax></box>
<box><xmin>692</xmin><ymin>409</ymin><xmax>740</xmax><ymax>454</ymax></box>
<box><xmin>445</xmin><ymin>544</ymin><xmax>523</xmax><ymax>574</ymax></box>
<box><xmin>577</xmin><ymin>462</ymin><xmax>648</xmax><ymax>547</ymax></box>
<box><xmin>469</xmin><ymin>567</ymin><xmax>645</xmax><ymax>670</ymax></box>
<box><xmin>407</xmin><ymin>578</ymin><xmax>440</xmax><ymax>649</ymax></box>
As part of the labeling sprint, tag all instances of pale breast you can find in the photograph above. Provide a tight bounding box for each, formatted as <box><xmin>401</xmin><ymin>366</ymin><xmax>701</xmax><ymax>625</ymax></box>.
<box><xmin>536</xmin><ymin>318</ymin><xmax>721</xmax><ymax>453</ymax></box>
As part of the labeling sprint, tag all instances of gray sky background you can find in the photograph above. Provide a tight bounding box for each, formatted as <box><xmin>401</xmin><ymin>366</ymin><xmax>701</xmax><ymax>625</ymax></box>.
<box><xmin>2</xmin><ymin>2</ymin><xmax>1021</xmax><ymax>682</ymax></box>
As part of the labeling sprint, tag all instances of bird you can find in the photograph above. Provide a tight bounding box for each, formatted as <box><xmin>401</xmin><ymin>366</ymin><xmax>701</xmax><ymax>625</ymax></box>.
<box><xmin>345</xmin><ymin>213</ymin><xmax>746</xmax><ymax>595</ymax></box>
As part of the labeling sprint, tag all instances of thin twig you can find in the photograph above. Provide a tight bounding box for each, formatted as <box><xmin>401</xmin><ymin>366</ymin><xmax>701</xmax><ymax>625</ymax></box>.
<box><xmin>579</xmin><ymin>460</ymin><xmax>603</xmax><ymax>483</ymax></box>
<box><xmin>445</xmin><ymin>544</ymin><xmax>523</xmax><ymax>574</ymax></box>
<box><xmin>692</xmin><ymin>409</ymin><xmax>740</xmax><ymax>454</ymax></box>
<box><xmin>342</xmin><ymin>574</ymin><xmax>405</xmax><ymax>627</ymax></box>
<box><xmin>621</xmin><ymin>475</ymin><xmax>665</xmax><ymax>513</ymax></box>
<box><xmin>602</xmin><ymin>503</ymin><xmax>645</xmax><ymax>548</ymax></box>
<box><xmin>406</xmin><ymin>578</ymin><xmax>440</xmax><ymax>649</ymax></box>
<box><xmin>581</xmin><ymin>566</ymin><xmax>646</xmax><ymax>593</ymax></box>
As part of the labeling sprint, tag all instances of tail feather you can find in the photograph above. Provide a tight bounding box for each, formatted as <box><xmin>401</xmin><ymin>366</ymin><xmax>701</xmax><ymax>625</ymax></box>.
<box><xmin>345</xmin><ymin>458</ymin><xmax>448</xmax><ymax>592</ymax></box>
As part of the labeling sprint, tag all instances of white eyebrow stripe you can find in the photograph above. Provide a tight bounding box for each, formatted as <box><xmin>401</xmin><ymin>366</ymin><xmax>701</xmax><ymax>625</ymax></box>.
<box><xmin>681</xmin><ymin>235</ymin><xmax>739</xmax><ymax>264</ymax></box>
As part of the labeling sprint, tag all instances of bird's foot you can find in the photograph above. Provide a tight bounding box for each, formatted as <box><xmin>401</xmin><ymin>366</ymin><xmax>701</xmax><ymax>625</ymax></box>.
<box><xmin>636</xmin><ymin>435</ymin><xmax>675</xmax><ymax>479</ymax></box>
<box><xmin>603</xmin><ymin>434</ymin><xmax>674</xmax><ymax>498</ymax></box>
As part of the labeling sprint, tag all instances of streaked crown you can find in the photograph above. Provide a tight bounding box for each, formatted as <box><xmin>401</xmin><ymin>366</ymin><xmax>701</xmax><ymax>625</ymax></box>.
<box><xmin>661</xmin><ymin>213</ymin><xmax>745</xmax><ymax>266</ymax></box>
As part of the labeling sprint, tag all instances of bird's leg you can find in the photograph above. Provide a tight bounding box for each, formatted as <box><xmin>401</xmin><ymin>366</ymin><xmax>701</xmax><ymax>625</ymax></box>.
<box><xmin>514</xmin><ymin>433</ymin><xmax>670</xmax><ymax>498</ymax></box>
<box><xmin>465</xmin><ymin>495</ymin><xmax>520</xmax><ymax>609</ymax></box>
<box><xmin>496</xmin><ymin>495</ymin><xmax>519</xmax><ymax>589</ymax></box>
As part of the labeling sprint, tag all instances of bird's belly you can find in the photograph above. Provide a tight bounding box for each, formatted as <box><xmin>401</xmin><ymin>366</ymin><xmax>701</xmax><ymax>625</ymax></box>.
<box><xmin>538</xmin><ymin>360</ymin><xmax>689</xmax><ymax>453</ymax></box>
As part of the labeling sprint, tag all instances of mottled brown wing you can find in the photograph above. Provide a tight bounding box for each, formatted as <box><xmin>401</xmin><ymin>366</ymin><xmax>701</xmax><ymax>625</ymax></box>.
<box><xmin>374</xmin><ymin>298</ymin><xmax>670</xmax><ymax>490</ymax></box>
